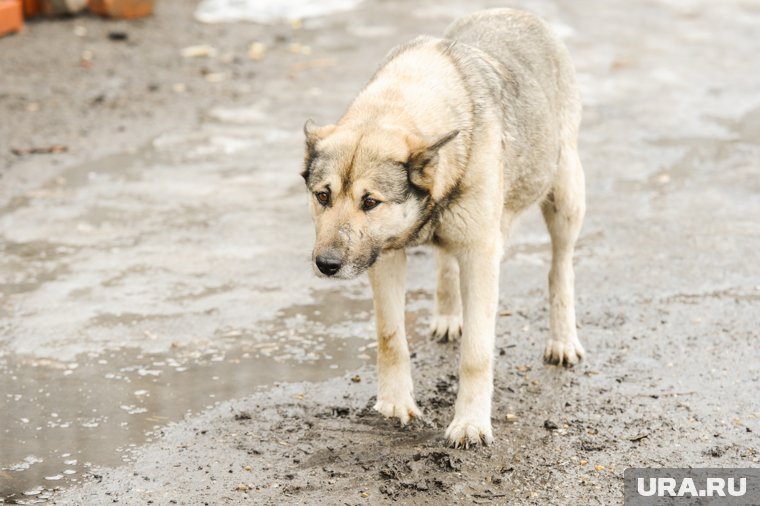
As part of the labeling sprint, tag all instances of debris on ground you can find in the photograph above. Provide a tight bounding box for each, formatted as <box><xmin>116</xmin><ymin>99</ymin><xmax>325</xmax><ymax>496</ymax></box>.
<box><xmin>11</xmin><ymin>144</ymin><xmax>68</xmax><ymax>155</ymax></box>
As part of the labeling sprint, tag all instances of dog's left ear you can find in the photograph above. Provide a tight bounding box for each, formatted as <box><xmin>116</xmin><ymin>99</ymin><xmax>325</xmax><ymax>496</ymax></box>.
<box><xmin>405</xmin><ymin>130</ymin><xmax>459</xmax><ymax>193</ymax></box>
<box><xmin>302</xmin><ymin>120</ymin><xmax>337</xmax><ymax>182</ymax></box>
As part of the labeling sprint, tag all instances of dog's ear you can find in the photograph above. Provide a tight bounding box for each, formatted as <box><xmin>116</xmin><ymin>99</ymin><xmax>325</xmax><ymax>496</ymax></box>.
<box><xmin>302</xmin><ymin>120</ymin><xmax>336</xmax><ymax>182</ymax></box>
<box><xmin>405</xmin><ymin>130</ymin><xmax>459</xmax><ymax>192</ymax></box>
<box><xmin>304</xmin><ymin>119</ymin><xmax>337</xmax><ymax>147</ymax></box>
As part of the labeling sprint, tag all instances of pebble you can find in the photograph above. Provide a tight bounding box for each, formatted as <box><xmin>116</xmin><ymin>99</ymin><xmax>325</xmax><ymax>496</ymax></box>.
<box><xmin>248</xmin><ymin>42</ymin><xmax>266</xmax><ymax>61</ymax></box>
<box><xmin>181</xmin><ymin>45</ymin><xmax>217</xmax><ymax>58</ymax></box>
<box><xmin>288</xmin><ymin>43</ymin><xmax>312</xmax><ymax>55</ymax></box>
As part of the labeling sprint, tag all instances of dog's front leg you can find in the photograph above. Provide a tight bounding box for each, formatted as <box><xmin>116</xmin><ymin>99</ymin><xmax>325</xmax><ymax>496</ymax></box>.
<box><xmin>368</xmin><ymin>248</ymin><xmax>421</xmax><ymax>425</ymax></box>
<box><xmin>445</xmin><ymin>241</ymin><xmax>500</xmax><ymax>447</ymax></box>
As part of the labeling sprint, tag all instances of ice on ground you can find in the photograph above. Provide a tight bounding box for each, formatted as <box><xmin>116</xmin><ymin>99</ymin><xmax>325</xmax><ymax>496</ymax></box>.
<box><xmin>195</xmin><ymin>0</ymin><xmax>362</xmax><ymax>24</ymax></box>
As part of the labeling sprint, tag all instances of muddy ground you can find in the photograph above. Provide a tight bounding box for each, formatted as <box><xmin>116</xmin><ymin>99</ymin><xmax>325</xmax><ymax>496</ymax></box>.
<box><xmin>1</xmin><ymin>0</ymin><xmax>759</xmax><ymax>504</ymax></box>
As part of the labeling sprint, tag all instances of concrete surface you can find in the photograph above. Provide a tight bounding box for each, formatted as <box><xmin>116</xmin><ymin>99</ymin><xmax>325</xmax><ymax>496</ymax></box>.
<box><xmin>0</xmin><ymin>0</ymin><xmax>759</xmax><ymax>504</ymax></box>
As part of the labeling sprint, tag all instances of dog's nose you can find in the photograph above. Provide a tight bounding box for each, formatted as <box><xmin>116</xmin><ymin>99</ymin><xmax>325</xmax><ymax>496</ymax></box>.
<box><xmin>316</xmin><ymin>253</ymin><xmax>342</xmax><ymax>276</ymax></box>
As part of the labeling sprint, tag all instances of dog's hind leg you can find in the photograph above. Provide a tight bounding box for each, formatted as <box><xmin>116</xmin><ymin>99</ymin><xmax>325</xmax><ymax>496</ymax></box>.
<box><xmin>430</xmin><ymin>247</ymin><xmax>462</xmax><ymax>342</ymax></box>
<box><xmin>368</xmin><ymin>249</ymin><xmax>421</xmax><ymax>425</ymax></box>
<box><xmin>541</xmin><ymin>144</ymin><xmax>586</xmax><ymax>366</ymax></box>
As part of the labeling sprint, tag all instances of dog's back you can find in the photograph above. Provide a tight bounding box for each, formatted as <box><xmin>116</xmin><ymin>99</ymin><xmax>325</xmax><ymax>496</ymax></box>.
<box><xmin>444</xmin><ymin>8</ymin><xmax>581</xmax><ymax>137</ymax></box>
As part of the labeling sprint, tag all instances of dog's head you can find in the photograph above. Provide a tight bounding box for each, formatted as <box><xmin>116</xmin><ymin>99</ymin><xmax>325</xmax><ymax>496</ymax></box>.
<box><xmin>301</xmin><ymin>120</ymin><xmax>459</xmax><ymax>279</ymax></box>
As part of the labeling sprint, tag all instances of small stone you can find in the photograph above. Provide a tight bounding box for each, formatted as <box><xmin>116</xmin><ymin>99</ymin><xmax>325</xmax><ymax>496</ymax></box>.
<box><xmin>594</xmin><ymin>464</ymin><xmax>605</xmax><ymax>472</ymax></box>
<box><xmin>181</xmin><ymin>45</ymin><xmax>217</xmax><ymax>58</ymax></box>
<box><xmin>580</xmin><ymin>459</ymin><xmax>588</xmax><ymax>466</ymax></box>
<box><xmin>505</xmin><ymin>413</ymin><xmax>518</xmax><ymax>423</ymax></box>
<box><xmin>351</xmin><ymin>375</ymin><xmax>361</xmax><ymax>383</ymax></box>
<box><xmin>543</xmin><ymin>419</ymin><xmax>558</xmax><ymax>430</ymax></box>
<box><xmin>205</xmin><ymin>73</ymin><xmax>226</xmax><ymax>83</ymax></box>
<box><xmin>288</xmin><ymin>43</ymin><xmax>312</xmax><ymax>55</ymax></box>
<box><xmin>108</xmin><ymin>31</ymin><xmax>128</xmax><ymax>41</ymax></box>
<box><xmin>236</xmin><ymin>483</ymin><xmax>250</xmax><ymax>491</ymax></box>
<box><xmin>248</xmin><ymin>42</ymin><xmax>266</xmax><ymax>60</ymax></box>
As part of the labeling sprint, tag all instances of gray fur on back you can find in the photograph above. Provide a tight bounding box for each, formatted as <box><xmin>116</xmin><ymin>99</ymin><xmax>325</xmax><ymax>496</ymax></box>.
<box><xmin>440</xmin><ymin>8</ymin><xmax>582</xmax><ymax>210</ymax></box>
<box><xmin>444</xmin><ymin>8</ymin><xmax>581</xmax><ymax>133</ymax></box>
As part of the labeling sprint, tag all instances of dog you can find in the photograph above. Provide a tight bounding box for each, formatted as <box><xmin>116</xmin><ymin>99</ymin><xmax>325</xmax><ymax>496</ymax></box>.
<box><xmin>301</xmin><ymin>8</ymin><xmax>586</xmax><ymax>447</ymax></box>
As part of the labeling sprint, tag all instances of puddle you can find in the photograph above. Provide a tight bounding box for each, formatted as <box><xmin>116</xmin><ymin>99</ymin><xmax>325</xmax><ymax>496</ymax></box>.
<box><xmin>0</xmin><ymin>290</ymin><xmax>380</xmax><ymax>503</ymax></box>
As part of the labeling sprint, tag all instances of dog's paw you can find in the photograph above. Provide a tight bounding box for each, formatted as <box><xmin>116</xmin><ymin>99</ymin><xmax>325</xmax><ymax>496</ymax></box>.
<box><xmin>430</xmin><ymin>314</ymin><xmax>462</xmax><ymax>342</ymax></box>
<box><xmin>445</xmin><ymin>416</ymin><xmax>493</xmax><ymax>448</ymax></box>
<box><xmin>374</xmin><ymin>397</ymin><xmax>422</xmax><ymax>426</ymax></box>
<box><xmin>544</xmin><ymin>336</ymin><xmax>585</xmax><ymax>367</ymax></box>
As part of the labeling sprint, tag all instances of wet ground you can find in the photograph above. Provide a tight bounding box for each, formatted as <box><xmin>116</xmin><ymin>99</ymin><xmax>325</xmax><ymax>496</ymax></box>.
<box><xmin>1</xmin><ymin>0</ymin><xmax>759</xmax><ymax>504</ymax></box>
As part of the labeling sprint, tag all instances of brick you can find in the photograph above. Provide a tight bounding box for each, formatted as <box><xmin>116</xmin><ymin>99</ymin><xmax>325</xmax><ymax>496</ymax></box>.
<box><xmin>0</xmin><ymin>0</ymin><xmax>24</xmax><ymax>38</ymax></box>
<box><xmin>88</xmin><ymin>0</ymin><xmax>154</xmax><ymax>19</ymax></box>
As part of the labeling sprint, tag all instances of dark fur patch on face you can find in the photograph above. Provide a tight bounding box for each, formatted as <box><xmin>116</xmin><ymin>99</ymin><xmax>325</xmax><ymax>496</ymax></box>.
<box><xmin>339</xmin><ymin>138</ymin><xmax>363</xmax><ymax>194</ymax></box>
<box><xmin>301</xmin><ymin>142</ymin><xmax>319</xmax><ymax>183</ymax></box>
<box><xmin>363</xmin><ymin>162</ymin><xmax>420</xmax><ymax>204</ymax></box>
<box><xmin>303</xmin><ymin>151</ymin><xmax>338</xmax><ymax>191</ymax></box>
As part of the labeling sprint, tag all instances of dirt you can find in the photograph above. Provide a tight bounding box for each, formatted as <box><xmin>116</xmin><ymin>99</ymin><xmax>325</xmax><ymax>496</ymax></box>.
<box><xmin>1</xmin><ymin>0</ymin><xmax>759</xmax><ymax>504</ymax></box>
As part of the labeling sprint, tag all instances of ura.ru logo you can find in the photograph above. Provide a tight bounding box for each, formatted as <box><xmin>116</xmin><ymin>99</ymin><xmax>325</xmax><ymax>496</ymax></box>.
<box><xmin>637</xmin><ymin>477</ymin><xmax>746</xmax><ymax>497</ymax></box>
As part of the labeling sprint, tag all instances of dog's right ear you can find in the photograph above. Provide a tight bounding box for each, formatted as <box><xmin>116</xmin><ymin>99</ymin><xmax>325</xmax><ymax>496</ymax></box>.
<box><xmin>302</xmin><ymin>120</ymin><xmax>336</xmax><ymax>182</ymax></box>
<box><xmin>304</xmin><ymin>119</ymin><xmax>337</xmax><ymax>147</ymax></box>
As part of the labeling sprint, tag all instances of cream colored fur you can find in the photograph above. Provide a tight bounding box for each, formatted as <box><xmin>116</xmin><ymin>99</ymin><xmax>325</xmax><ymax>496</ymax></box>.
<box><xmin>302</xmin><ymin>8</ymin><xmax>586</xmax><ymax>447</ymax></box>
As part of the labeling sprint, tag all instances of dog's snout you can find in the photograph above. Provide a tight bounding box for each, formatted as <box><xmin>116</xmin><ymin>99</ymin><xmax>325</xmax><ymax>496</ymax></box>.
<box><xmin>316</xmin><ymin>252</ymin><xmax>342</xmax><ymax>276</ymax></box>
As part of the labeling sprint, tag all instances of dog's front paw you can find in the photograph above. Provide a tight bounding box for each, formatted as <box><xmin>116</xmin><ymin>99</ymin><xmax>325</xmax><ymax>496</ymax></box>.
<box><xmin>430</xmin><ymin>314</ymin><xmax>462</xmax><ymax>342</ymax></box>
<box><xmin>445</xmin><ymin>415</ymin><xmax>493</xmax><ymax>448</ymax></box>
<box><xmin>374</xmin><ymin>396</ymin><xmax>422</xmax><ymax>426</ymax></box>
<box><xmin>544</xmin><ymin>336</ymin><xmax>585</xmax><ymax>366</ymax></box>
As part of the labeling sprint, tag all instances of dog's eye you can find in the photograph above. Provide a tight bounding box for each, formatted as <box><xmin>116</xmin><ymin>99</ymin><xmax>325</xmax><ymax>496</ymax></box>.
<box><xmin>315</xmin><ymin>192</ymin><xmax>329</xmax><ymax>206</ymax></box>
<box><xmin>362</xmin><ymin>197</ymin><xmax>380</xmax><ymax>211</ymax></box>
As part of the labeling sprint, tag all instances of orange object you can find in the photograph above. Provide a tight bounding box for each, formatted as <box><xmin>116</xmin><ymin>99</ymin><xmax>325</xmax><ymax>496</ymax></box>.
<box><xmin>21</xmin><ymin>0</ymin><xmax>40</xmax><ymax>17</ymax></box>
<box><xmin>0</xmin><ymin>0</ymin><xmax>24</xmax><ymax>37</ymax></box>
<box><xmin>88</xmin><ymin>0</ymin><xmax>154</xmax><ymax>18</ymax></box>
